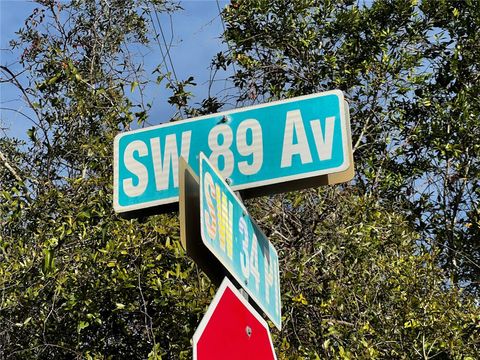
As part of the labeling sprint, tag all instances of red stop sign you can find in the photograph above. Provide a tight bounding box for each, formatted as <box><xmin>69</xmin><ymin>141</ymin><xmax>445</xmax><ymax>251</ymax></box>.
<box><xmin>193</xmin><ymin>278</ymin><xmax>277</xmax><ymax>360</ymax></box>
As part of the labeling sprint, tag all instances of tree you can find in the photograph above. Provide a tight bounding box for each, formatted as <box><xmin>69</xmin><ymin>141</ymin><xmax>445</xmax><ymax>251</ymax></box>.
<box><xmin>1</xmin><ymin>1</ymin><xmax>211</xmax><ymax>358</ymax></box>
<box><xmin>215</xmin><ymin>0</ymin><xmax>480</xmax><ymax>357</ymax></box>
<box><xmin>1</xmin><ymin>0</ymin><xmax>479</xmax><ymax>359</ymax></box>
<box><xmin>218</xmin><ymin>0</ymin><xmax>480</xmax><ymax>295</ymax></box>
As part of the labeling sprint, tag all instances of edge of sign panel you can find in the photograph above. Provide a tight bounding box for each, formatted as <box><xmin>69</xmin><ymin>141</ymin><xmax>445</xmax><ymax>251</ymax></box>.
<box><xmin>178</xmin><ymin>156</ymin><xmax>228</xmax><ymax>286</ymax></box>
<box><xmin>199</xmin><ymin>153</ymin><xmax>282</xmax><ymax>330</ymax></box>
<box><xmin>113</xmin><ymin>90</ymin><xmax>349</xmax><ymax>214</ymax></box>
<box><xmin>192</xmin><ymin>277</ymin><xmax>277</xmax><ymax>360</ymax></box>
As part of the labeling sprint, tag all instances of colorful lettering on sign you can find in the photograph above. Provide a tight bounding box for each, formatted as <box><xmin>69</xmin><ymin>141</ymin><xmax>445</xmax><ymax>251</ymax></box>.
<box><xmin>203</xmin><ymin>170</ymin><xmax>234</xmax><ymax>260</ymax></box>
<box><xmin>200</xmin><ymin>154</ymin><xmax>282</xmax><ymax>329</ymax></box>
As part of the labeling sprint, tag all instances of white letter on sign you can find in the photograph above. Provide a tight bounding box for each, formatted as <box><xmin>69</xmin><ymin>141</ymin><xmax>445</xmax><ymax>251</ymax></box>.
<box><xmin>150</xmin><ymin>131</ymin><xmax>191</xmax><ymax>191</ymax></box>
<box><xmin>310</xmin><ymin>117</ymin><xmax>335</xmax><ymax>160</ymax></box>
<box><xmin>123</xmin><ymin>140</ymin><xmax>149</xmax><ymax>197</ymax></box>
<box><xmin>237</xmin><ymin>119</ymin><xmax>263</xmax><ymax>175</ymax></box>
<box><xmin>281</xmin><ymin>110</ymin><xmax>313</xmax><ymax>168</ymax></box>
<box><xmin>208</xmin><ymin>125</ymin><xmax>234</xmax><ymax>178</ymax></box>
<box><xmin>239</xmin><ymin>216</ymin><xmax>249</xmax><ymax>278</ymax></box>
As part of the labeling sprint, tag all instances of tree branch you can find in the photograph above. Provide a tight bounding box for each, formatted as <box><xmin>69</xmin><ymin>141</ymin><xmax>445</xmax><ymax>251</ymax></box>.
<box><xmin>0</xmin><ymin>149</ymin><xmax>24</xmax><ymax>184</ymax></box>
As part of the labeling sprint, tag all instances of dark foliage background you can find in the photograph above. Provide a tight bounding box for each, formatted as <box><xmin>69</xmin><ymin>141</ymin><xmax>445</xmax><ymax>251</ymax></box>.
<box><xmin>1</xmin><ymin>0</ymin><xmax>478</xmax><ymax>358</ymax></box>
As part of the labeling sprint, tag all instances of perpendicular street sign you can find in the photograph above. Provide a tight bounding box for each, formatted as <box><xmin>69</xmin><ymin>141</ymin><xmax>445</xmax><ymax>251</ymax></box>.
<box><xmin>114</xmin><ymin>90</ymin><xmax>353</xmax><ymax>215</ymax></box>
<box><xmin>178</xmin><ymin>156</ymin><xmax>227</xmax><ymax>286</ymax></box>
<box><xmin>199</xmin><ymin>153</ymin><xmax>281</xmax><ymax>330</ymax></box>
<box><xmin>193</xmin><ymin>277</ymin><xmax>277</xmax><ymax>360</ymax></box>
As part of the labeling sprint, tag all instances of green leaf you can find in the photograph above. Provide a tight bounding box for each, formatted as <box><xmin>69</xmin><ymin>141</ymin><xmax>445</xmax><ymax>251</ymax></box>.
<box><xmin>130</xmin><ymin>81</ymin><xmax>138</xmax><ymax>92</ymax></box>
<box><xmin>27</xmin><ymin>127</ymin><xmax>36</xmax><ymax>142</ymax></box>
<box><xmin>42</xmin><ymin>248</ymin><xmax>55</xmax><ymax>275</ymax></box>
<box><xmin>47</xmin><ymin>74</ymin><xmax>60</xmax><ymax>85</ymax></box>
<box><xmin>77</xmin><ymin>321</ymin><xmax>89</xmax><ymax>333</ymax></box>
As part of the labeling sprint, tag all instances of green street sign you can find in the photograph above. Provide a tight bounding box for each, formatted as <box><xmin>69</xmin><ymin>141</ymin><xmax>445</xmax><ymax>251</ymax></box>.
<box><xmin>199</xmin><ymin>153</ymin><xmax>281</xmax><ymax>329</ymax></box>
<box><xmin>114</xmin><ymin>90</ymin><xmax>352</xmax><ymax>215</ymax></box>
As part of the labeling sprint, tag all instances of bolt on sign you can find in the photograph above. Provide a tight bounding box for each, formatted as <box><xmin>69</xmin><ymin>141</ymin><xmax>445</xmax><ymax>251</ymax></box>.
<box><xmin>199</xmin><ymin>153</ymin><xmax>281</xmax><ymax>330</ymax></box>
<box><xmin>114</xmin><ymin>90</ymin><xmax>353</xmax><ymax>215</ymax></box>
<box><xmin>193</xmin><ymin>277</ymin><xmax>277</xmax><ymax>360</ymax></box>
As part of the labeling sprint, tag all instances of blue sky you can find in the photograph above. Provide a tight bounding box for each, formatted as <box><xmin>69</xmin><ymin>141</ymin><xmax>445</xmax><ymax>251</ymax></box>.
<box><xmin>0</xmin><ymin>0</ymin><xmax>232</xmax><ymax>140</ymax></box>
